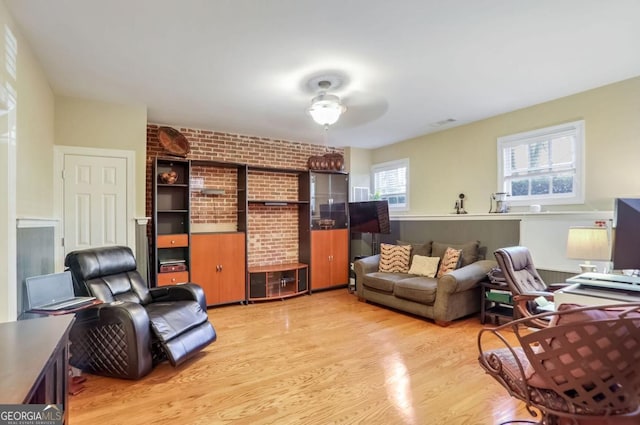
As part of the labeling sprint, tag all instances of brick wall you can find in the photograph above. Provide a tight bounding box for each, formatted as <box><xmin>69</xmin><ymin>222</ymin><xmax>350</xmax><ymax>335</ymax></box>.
<box><xmin>146</xmin><ymin>124</ymin><xmax>343</xmax><ymax>266</ymax></box>
<box><xmin>190</xmin><ymin>165</ymin><xmax>238</xmax><ymax>224</ymax></box>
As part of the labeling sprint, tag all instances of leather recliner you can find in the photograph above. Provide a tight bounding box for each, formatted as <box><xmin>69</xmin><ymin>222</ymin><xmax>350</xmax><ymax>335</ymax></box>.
<box><xmin>494</xmin><ymin>246</ymin><xmax>567</xmax><ymax>327</ymax></box>
<box><xmin>65</xmin><ymin>245</ymin><xmax>217</xmax><ymax>379</ymax></box>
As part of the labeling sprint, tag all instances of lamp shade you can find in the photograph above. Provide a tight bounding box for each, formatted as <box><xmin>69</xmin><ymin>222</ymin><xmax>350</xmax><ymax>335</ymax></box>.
<box><xmin>566</xmin><ymin>226</ymin><xmax>610</xmax><ymax>261</ymax></box>
<box><xmin>308</xmin><ymin>93</ymin><xmax>346</xmax><ymax>126</ymax></box>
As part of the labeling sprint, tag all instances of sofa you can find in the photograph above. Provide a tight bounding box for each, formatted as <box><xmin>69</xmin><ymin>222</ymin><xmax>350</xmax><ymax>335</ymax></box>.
<box><xmin>354</xmin><ymin>240</ymin><xmax>497</xmax><ymax>326</ymax></box>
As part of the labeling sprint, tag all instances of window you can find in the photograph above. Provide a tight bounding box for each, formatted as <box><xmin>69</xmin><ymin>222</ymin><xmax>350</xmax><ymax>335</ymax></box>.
<box><xmin>497</xmin><ymin>120</ymin><xmax>584</xmax><ymax>206</ymax></box>
<box><xmin>371</xmin><ymin>159</ymin><xmax>409</xmax><ymax>211</ymax></box>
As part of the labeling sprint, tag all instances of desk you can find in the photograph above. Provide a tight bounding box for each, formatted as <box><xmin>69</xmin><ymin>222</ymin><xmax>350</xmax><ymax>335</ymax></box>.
<box><xmin>0</xmin><ymin>315</ymin><xmax>74</xmax><ymax>424</ymax></box>
<box><xmin>555</xmin><ymin>282</ymin><xmax>640</xmax><ymax>307</ymax></box>
<box><xmin>25</xmin><ymin>299</ymin><xmax>102</xmax><ymax>395</ymax></box>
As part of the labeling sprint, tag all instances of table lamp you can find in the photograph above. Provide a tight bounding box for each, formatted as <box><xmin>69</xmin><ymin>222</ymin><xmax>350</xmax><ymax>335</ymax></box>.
<box><xmin>566</xmin><ymin>226</ymin><xmax>610</xmax><ymax>273</ymax></box>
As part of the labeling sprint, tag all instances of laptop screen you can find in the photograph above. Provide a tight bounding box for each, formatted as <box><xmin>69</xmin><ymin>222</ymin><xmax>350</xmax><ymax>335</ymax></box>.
<box><xmin>25</xmin><ymin>271</ymin><xmax>75</xmax><ymax>309</ymax></box>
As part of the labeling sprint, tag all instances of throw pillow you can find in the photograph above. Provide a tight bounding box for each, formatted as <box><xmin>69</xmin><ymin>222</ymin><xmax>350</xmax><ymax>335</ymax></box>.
<box><xmin>432</xmin><ymin>240</ymin><xmax>480</xmax><ymax>267</ymax></box>
<box><xmin>378</xmin><ymin>243</ymin><xmax>411</xmax><ymax>273</ymax></box>
<box><xmin>397</xmin><ymin>240</ymin><xmax>432</xmax><ymax>266</ymax></box>
<box><xmin>436</xmin><ymin>247</ymin><xmax>462</xmax><ymax>278</ymax></box>
<box><xmin>407</xmin><ymin>255</ymin><xmax>440</xmax><ymax>277</ymax></box>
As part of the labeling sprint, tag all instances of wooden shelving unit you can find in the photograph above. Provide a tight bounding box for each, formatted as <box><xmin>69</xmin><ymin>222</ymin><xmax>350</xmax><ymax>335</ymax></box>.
<box><xmin>299</xmin><ymin>171</ymin><xmax>350</xmax><ymax>292</ymax></box>
<box><xmin>151</xmin><ymin>158</ymin><xmax>349</xmax><ymax>304</ymax></box>
<box><xmin>248</xmin><ymin>263</ymin><xmax>308</xmax><ymax>301</ymax></box>
<box><xmin>152</xmin><ymin>158</ymin><xmax>191</xmax><ymax>286</ymax></box>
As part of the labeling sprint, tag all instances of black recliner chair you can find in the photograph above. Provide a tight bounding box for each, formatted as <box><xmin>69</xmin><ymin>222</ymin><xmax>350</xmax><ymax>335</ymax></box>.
<box><xmin>65</xmin><ymin>245</ymin><xmax>216</xmax><ymax>379</ymax></box>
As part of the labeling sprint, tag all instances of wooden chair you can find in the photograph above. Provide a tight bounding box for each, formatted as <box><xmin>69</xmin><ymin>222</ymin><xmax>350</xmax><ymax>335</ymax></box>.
<box><xmin>478</xmin><ymin>302</ymin><xmax>640</xmax><ymax>424</ymax></box>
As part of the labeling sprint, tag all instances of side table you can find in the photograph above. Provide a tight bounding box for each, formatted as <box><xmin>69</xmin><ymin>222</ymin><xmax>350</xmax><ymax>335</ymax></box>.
<box><xmin>480</xmin><ymin>281</ymin><xmax>514</xmax><ymax>325</ymax></box>
<box><xmin>27</xmin><ymin>299</ymin><xmax>103</xmax><ymax>395</ymax></box>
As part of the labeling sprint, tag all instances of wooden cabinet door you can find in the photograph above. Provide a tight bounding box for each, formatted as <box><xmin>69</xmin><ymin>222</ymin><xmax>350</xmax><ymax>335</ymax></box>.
<box><xmin>312</xmin><ymin>229</ymin><xmax>349</xmax><ymax>290</ymax></box>
<box><xmin>311</xmin><ymin>230</ymin><xmax>332</xmax><ymax>290</ymax></box>
<box><xmin>330</xmin><ymin>229</ymin><xmax>349</xmax><ymax>285</ymax></box>
<box><xmin>190</xmin><ymin>234</ymin><xmax>218</xmax><ymax>303</ymax></box>
<box><xmin>191</xmin><ymin>233</ymin><xmax>246</xmax><ymax>305</ymax></box>
<box><xmin>216</xmin><ymin>233</ymin><xmax>246</xmax><ymax>303</ymax></box>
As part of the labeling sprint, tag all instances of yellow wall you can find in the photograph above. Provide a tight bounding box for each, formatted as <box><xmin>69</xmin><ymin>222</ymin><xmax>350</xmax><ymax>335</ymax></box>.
<box><xmin>54</xmin><ymin>96</ymin><xmax>148</xmax><ymax>216</ymax></box>
<box><xmin>0</xmin><ymin>1</ymin><xmax>56</xmax><ymax>321</ymax></box>
<box><xmin>15</xmin><ymin>24</ymin><xmax>55</xmax><ymax>218</ymax></box>
<box><xmin>345</xmin><ymin>147</ymin><xmax>372</xmax><ymax>195</ymax></box>
<box><xmin>372</xmin><ymin>76</ymin><xmax>640</xmax><ymax>214</ymax></box>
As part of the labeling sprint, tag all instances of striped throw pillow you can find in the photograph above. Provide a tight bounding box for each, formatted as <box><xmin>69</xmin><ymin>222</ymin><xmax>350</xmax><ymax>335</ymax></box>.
<box><xmin>436</xmin><ymin>247</ymin><xmax>462</xmax><ymax>278</ymax></box>
<box><xmin>379</xmin><ymin>243</ymin><xmax>411</xmax><ymax>273</ymax></box>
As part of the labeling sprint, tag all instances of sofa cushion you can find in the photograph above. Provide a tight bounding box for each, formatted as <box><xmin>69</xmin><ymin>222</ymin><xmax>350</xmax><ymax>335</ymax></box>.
<box><xmin>362</xmin><ymin>272</ymin><xmax>413</xmax><ymax>293</ymax></box>
<box><xmin>397</xmin><ymin>240</ymin><xmax>432</xmax><ymax>265</ymax></box>
<box><xmin>436</xmin><ymin>247</ymin><xmax>462</xmax><ymax>278</ymax></box>
<box><xmin>432</xmin><ymin>240</ymin><xmax>480</xmax><ymax>267</ymax></box>
<box><xmin>394</xmin><ymin>277</ymin><xmax>438</xmax><ymax>304</ymax></box>
<box><xmin>408</xmin><ymin>255</ymin><xmax>440</xmax><ymax>277</ymax></box>
<box><xmin>379</xmin><ymin>243</ymin><xmax>411</xmax><ymax>273</ymax></box>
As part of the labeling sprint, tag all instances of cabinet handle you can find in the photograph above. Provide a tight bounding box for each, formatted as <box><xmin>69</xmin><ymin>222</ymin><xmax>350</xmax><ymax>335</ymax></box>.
<box><xmin>171</xmin><ymin>278</ymin><xmax>176</xmax><ymax>283</ymax></box>
<box><xmin>219</xmin><ymin>265</ymin><xmax>223</xmax><ymax>272</ymax></box>
<box><xmin>171</xmin><ymin>240</ymin><xmax>176</xmax><ymax>244</ymax></box>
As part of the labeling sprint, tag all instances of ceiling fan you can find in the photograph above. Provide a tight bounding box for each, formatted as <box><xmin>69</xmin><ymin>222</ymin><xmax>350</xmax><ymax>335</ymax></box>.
<box><xmin>304</xmin><ymin>72</ymin><xmax>388</xmax><ymax>130</ymax></box>
<box><xmin>307</xmin><ymin>78</ymin><xmax>346</xmax><ymax>129</ymax></box>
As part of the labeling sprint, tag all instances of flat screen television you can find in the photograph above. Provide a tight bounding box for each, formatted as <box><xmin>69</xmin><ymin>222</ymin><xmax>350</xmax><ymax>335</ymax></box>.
<box><xmin>348</xmin><ymin>200</ymin><xmax>391</xmax><ymax>234</ymax></box>
<box><xmin>612</xmin><ymin>197</ymin><xmax>640</xmax><ymax>271</ymax></box>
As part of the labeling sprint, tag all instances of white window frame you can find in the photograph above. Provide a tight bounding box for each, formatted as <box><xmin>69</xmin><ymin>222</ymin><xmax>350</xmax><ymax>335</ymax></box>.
<box><xmin>497</xmin><ymin>120</ymin><xmax>585</xmax><ymax>207</ymax></box>
<box><xmin>371</xmin><ymin>158</ymin><xmax>409</xmax><ymax>212</ymax></box>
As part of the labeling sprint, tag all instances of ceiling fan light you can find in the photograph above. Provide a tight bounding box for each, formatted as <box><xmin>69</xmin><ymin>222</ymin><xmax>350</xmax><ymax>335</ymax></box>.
<box><xmin>308</xmin><ymin>93</ymin><xmax>346</xmax><ymax>126</ymax></box>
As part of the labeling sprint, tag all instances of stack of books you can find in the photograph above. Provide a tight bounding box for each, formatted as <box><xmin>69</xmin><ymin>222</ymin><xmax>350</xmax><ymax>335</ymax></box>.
<box><xmin>485</xmin><ymin>288</ymin><xmax>512</xmax><ymax>305</ymax></box>
<box><xmin>159</xmin><ymin>259</ymin><xmax>186</xmax><ymax>273</ymax></box>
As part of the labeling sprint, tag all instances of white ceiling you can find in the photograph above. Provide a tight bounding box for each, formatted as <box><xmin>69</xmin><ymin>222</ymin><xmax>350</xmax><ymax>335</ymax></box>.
<box><xmin>6</xmin><ymin>0</ymin><xmax>640</xmax><ymax>149</ymax></box>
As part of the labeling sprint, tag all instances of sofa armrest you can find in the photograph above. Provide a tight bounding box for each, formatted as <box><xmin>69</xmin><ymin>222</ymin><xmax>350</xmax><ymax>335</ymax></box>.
<box><xmin>149</xmin><ymin>283</ymin><xmax>207</xmax><ymax>310</ymax></box>
<box><xmin>70</xmin><ymin>301</ymin><xmax>153</xmax><ymax>379</ymax></box>
<box><xmin>438</xmin><ymin>259</ymin><xmax>497</xmax><ymax>294</ymax></box>
<box><xmin>354</xmin><ymin>255</ymin><xmax>380</xmax><ymax>275</ymax></box>
<box><xmin>354</xmin><ymin>255</ymin><xmax>381</xmax><ymax>297</ymax></box>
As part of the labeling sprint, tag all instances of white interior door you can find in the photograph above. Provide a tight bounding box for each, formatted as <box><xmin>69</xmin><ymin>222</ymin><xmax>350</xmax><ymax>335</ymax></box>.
<box><xmin>63</xmin><ymin>154</ymin><xmax>128</xmax><ymax>255</ymax></box>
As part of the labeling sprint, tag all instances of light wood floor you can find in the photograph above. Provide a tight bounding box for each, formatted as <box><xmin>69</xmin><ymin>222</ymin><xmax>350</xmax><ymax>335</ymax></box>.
<box><xmin>69</xmin><ymin>289</ymin><xmax>532</xmax><ymax>425</ymax></box>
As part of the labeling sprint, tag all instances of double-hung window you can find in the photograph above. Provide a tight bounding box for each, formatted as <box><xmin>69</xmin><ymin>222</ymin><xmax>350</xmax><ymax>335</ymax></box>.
<box><xmin>497</xmin><ymin>120</ymin><xmax>585</xmax><ymax>206</ymax></box>
<box><xmin>371</xmin><ymin>158</ymin><xmax>409</xmax><ymax>211</ymax></box>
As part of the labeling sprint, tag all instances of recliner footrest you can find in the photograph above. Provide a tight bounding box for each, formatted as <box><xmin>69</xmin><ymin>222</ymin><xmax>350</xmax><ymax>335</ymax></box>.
<box><xmin>146</xmin><ymin>300</ymin><xmax>209</xmax><ymax>342</ymax></box>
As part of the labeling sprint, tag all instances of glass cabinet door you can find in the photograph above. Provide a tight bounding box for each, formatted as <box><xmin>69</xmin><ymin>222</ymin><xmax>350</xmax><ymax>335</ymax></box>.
<box><xmin>311</xmin><ymin>172</ymin><xmax>348</xmax><ymax>230</ymax></box>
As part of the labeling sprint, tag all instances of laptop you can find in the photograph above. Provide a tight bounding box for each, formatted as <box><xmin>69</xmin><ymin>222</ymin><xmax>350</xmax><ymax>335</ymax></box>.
<box><xmin>26</xmin><ymin>271</ymin><xmax>96</xmax><ymax>312</ymax></box>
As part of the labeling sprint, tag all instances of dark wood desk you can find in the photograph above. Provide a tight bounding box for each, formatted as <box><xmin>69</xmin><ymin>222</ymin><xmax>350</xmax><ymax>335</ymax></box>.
<box><xmin>0</xmin><ymin>315</ymin><xmax>74</xmax><ymax>424</ymax></box>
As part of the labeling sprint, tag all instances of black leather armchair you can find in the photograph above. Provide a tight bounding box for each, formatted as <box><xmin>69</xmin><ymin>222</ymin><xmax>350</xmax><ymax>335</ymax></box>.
<box><xmin>65</xmin><ymin>245</ymin><xmax>217</xmax><ymax>379</ymax></box>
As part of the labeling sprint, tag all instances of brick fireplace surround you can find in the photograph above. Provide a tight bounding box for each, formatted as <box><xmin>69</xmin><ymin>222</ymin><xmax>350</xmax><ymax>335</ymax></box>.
<box><xmin>146</xmin><ymin>124</ymin><xmax>344</xmax><ymax>267</ymax></box>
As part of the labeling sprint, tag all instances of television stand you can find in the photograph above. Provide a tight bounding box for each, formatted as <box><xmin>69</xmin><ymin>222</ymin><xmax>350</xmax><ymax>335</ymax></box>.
<box><xmin>371</xmin><ymin>232</ymin><xmax>380</xmax><ymax>256</ymax></box>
